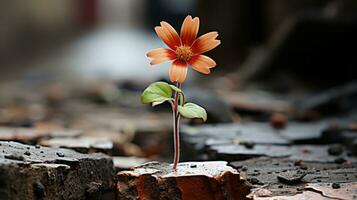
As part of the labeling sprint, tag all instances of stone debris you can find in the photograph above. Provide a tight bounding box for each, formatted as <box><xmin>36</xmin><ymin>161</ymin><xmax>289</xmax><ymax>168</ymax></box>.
<box><xmin>0</xmin><ymin>141</ymin><xmax>114</xmax><ymax>200</ymax></box>
<box><xmin>117</xmin><ymin>161</ymin><xmax>252</xmax><ymax>200</ymax></box>
<box><xmin>231</xmin><ymin>157</ymin><xmax>357</xmax><ymax>197</ymax></box>
<box><xmin>277</xmin><ymin>171</ymin><xmax>307</xmax><ymax>185</ymax></box>
<box><xmin>1</xmin><ymin>69</ymin><xmax>357</xmax><ymax>199</ymax></box>
<box><xmin>210</xmin><ymin>144</ymin><xmax>357</xmax><ymax>163</ymax></box>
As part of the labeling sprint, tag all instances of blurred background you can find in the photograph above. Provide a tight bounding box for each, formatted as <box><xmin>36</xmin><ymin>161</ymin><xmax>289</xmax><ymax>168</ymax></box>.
<box><xmin>0</xmin><ymin>0</ymin><xmax>357</xmax><ymax>168</ymax></box>
<box><xmin>1</xmin><ymin>0</ymin><xmax>356</xmax><ymax>85</ymax></box>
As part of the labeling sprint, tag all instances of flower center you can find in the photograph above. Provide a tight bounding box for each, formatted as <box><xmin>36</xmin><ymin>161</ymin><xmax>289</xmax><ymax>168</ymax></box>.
<box><xmin>176</xmin><ymin>46</ymin><xmax>193</xmax><ymax>62</ymax></box>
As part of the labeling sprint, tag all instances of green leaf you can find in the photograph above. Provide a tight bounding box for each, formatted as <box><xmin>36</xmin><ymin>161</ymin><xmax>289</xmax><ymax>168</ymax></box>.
<box><xmin>178</xmin><ymin>103</ymin><xmax>207</xmax><ymax>122</ymax></box>
<box><xmin>141</xmin><ymin>82</ymin><xmax>173</xmax><ymax>104</ymax></box>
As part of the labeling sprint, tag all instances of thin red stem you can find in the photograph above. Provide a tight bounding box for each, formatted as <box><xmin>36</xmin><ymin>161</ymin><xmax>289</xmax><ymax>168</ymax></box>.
<box><xmin>172</xmin><ymin>82</ymin><xmax>181</xmax><ymax>170</ymax></box>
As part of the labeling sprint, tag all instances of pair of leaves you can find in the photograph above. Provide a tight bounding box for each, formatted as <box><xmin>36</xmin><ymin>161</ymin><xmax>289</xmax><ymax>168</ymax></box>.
<box><xmin>141</xmin><ymin>82</ymin><xmax>207</xmax><ymax>121</ymax></box>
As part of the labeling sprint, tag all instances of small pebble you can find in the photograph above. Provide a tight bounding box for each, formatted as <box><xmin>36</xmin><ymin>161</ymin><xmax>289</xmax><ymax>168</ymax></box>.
<box><xmin>56</xmin><ymin>152</ymin><xmax>65</xmax><ymax>157</ymax></box>
<box><xmin>294</xmin><ymin>160</ymin><xmax>303</xmax><ymax>166</ymax></box>
<box><xmin>24</xmin><ymin>151</ymin><xmax>31</xmax><ymax>156</ymax></box>
<box><xmin>35</xmin><ymin>145</ymin><xmax>41</xmax><ymax>149</ymax></box>
<box><xmin>242</xmin><ymin>141</ymin><xmax>255</xmax><ymax>149</ymax></box>
<box><xmin>334</xmin><ymin>157</ymin><xmax>346</xmax><ymax>164</ymax></box>
<box><xmin>328</xmin><ymin>144</ymin><xmax>343</xmax><ymax>156</ymax></box>
<box><xmin>277</xmin><ymin>171</ymin><xmax>306</xmax><ymax>184</ymax></box>
<box><xmin>300</xmin><ymin>165</ymin><xmax>308</xmax><ymax>170</ymax></box>
<box><xmin>250</xmin><ymin>177</ymin><xmax>263</xmax><ymax>185</ymax></box>
<box><xmin>332</xmin><ymin>183</ymin><xmax>340</xmax><ymax>189</ymax></box>
<box><xmin>190</xmin><ymin>164</ymin><xmax>197</xmax><ymax>168</ymax></box>
<box><xmin>270</xmin><ymin>113</ymin><xmax>287</xmax><ymax>129</ymax></box>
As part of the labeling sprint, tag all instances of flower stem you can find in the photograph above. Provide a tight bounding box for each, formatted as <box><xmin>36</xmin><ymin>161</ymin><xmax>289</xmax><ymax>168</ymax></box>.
<box><xmin>172</xmin><ymin>82</ymin><xmax>181</xmax><ymax>170</ymax></box>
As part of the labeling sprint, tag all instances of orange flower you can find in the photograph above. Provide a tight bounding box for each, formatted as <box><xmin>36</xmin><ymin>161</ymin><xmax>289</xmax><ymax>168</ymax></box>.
<box><xmin>147</xmin><ymin>15</ymin><xmax>221</xmax><ymax>83</ymax></box>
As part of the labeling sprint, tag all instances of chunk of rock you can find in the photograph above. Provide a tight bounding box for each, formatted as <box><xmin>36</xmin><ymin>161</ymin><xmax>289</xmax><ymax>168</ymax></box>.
<box><xmin>0</xmin><ymin>141</ymin><xmax>114</xmax><ymax>200</ymax></box>
<box><xmin>277</xmin><ymin>171</ymin><xmax>307</xmax><ymax>185</ymax></box>
<box><xmin>117</xmin><ymin>161</ymin><xmax>252</xmax><ymax>200</ymax></box>
<box><xmin>328</xmin><ymin>144</ymin><xmax>344</xmax><ymax>156</ymax></box>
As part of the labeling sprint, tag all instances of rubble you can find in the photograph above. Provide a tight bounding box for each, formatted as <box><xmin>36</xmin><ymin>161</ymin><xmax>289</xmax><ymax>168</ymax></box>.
<box><xmin>117</xmin><ymin>161</ymin><xmax>252</xmax><ymax>200</ymax></box>
<box><xmin>277</xmin><ymin>171</ymin><xmax>306</xmax><ymax>185</ymax></box>
<box><xmin>0</xmin><ymin>141</ymin><xmax>115</xmax><ymax>199</ymax></box>
<box><xmin>1</xmin><ymin>63</ymin><xmax>357</xmax><ymax>199</ymax></box>
<box><xmin>231</xmin><ymin>157</ymin><xmax>357</xmax><ymax>197</ymax></box>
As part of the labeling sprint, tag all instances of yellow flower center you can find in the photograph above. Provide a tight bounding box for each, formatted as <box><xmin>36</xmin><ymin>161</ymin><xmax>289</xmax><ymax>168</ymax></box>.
<box><xmin>176</xmin><ymin>46</ymin><xmax>193</xmax><ymax>62</ymax></box>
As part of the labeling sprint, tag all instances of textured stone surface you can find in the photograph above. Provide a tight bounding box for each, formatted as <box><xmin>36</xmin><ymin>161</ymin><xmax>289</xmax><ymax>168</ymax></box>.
<box><xmin>231</xmin><ymin>157</ymin><xmax>357</xmax><ymax>197</ymax></box>
<box><xmin>117</xmin><ymin>161</ymin><xmax>252</xmax><ymax>200</ymax></box>
<box><xmin>210</xmin><ymin>144</ymin><xmax>357</xmax><ymax>163</ymax></box>
<box><xmin>0</xmin><ymin>141</ymin><xmax>115</xmax><ymax>200</ymax></box>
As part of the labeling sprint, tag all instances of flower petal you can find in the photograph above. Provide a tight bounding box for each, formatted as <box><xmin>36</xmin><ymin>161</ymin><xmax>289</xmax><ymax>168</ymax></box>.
<box><xmin>147</xmin><ymin>48</ymin><xmax>176</xmax><ymax>65</ymax></box>
<box><xmin>188</xmin><ymin>55</ymin><xmax>216</xmax><ymax>74</ymax></box>
<box><xmin>155</xmin><ymin>21</ymin><xmax>180</xmax><ymax>50</ymax></box>
<box><xmin>169</xmin><ymin>60</ymin><xmax>188</xmax><ymax>83</ymax></box>
<box><xmin>191</xmin><ymin>31</ymin><xmax>220</xmax><ymax>54</ymax></box>
<box><xmin>180</xmin><ymin>16</ymin><xmax>200</xmax><ymax>46</ymax></box>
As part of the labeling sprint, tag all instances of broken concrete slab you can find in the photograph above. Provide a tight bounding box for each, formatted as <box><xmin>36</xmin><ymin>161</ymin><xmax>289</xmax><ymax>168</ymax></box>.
<box><xmin>278</xmin><ymin>122</ymin><xmax>328</xmax><ymax>143</ymax></box>
<box><xmin>117</xmin><ymin>161</ymin><xmax>252</xmax><ymax>200</ymax></box>
<box><xmin>210</xmin><ymin>144</ymin><xmax>357</xmax><ymax>163</ymax></box>
<box><xmin>182</xmin><ymin>123</ymin><xmax>290</xmax><ymax>158</ymax></box>
<box><xmin>183</xmin><ymin>122</ymin><xmax>329</xmax><ymax>153</ymax></box>
<box><xmin>184</xmin><ymin>119</ymin><xmax>357</xmax><ymax>154</ymax></box>
<box><xmin>0</xmin><ymin>141</ymin><xmax>114</xmax><ymax>200</ymax></box>
<box><xmin>254</xmin><ymin>182</ymin><xmax>357</xmax><ymax>200</ymax></box>
<box><xmin>231</xmin><ymin>157</ymin><xmax>357</xmax><ymax>197</ymax></box>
